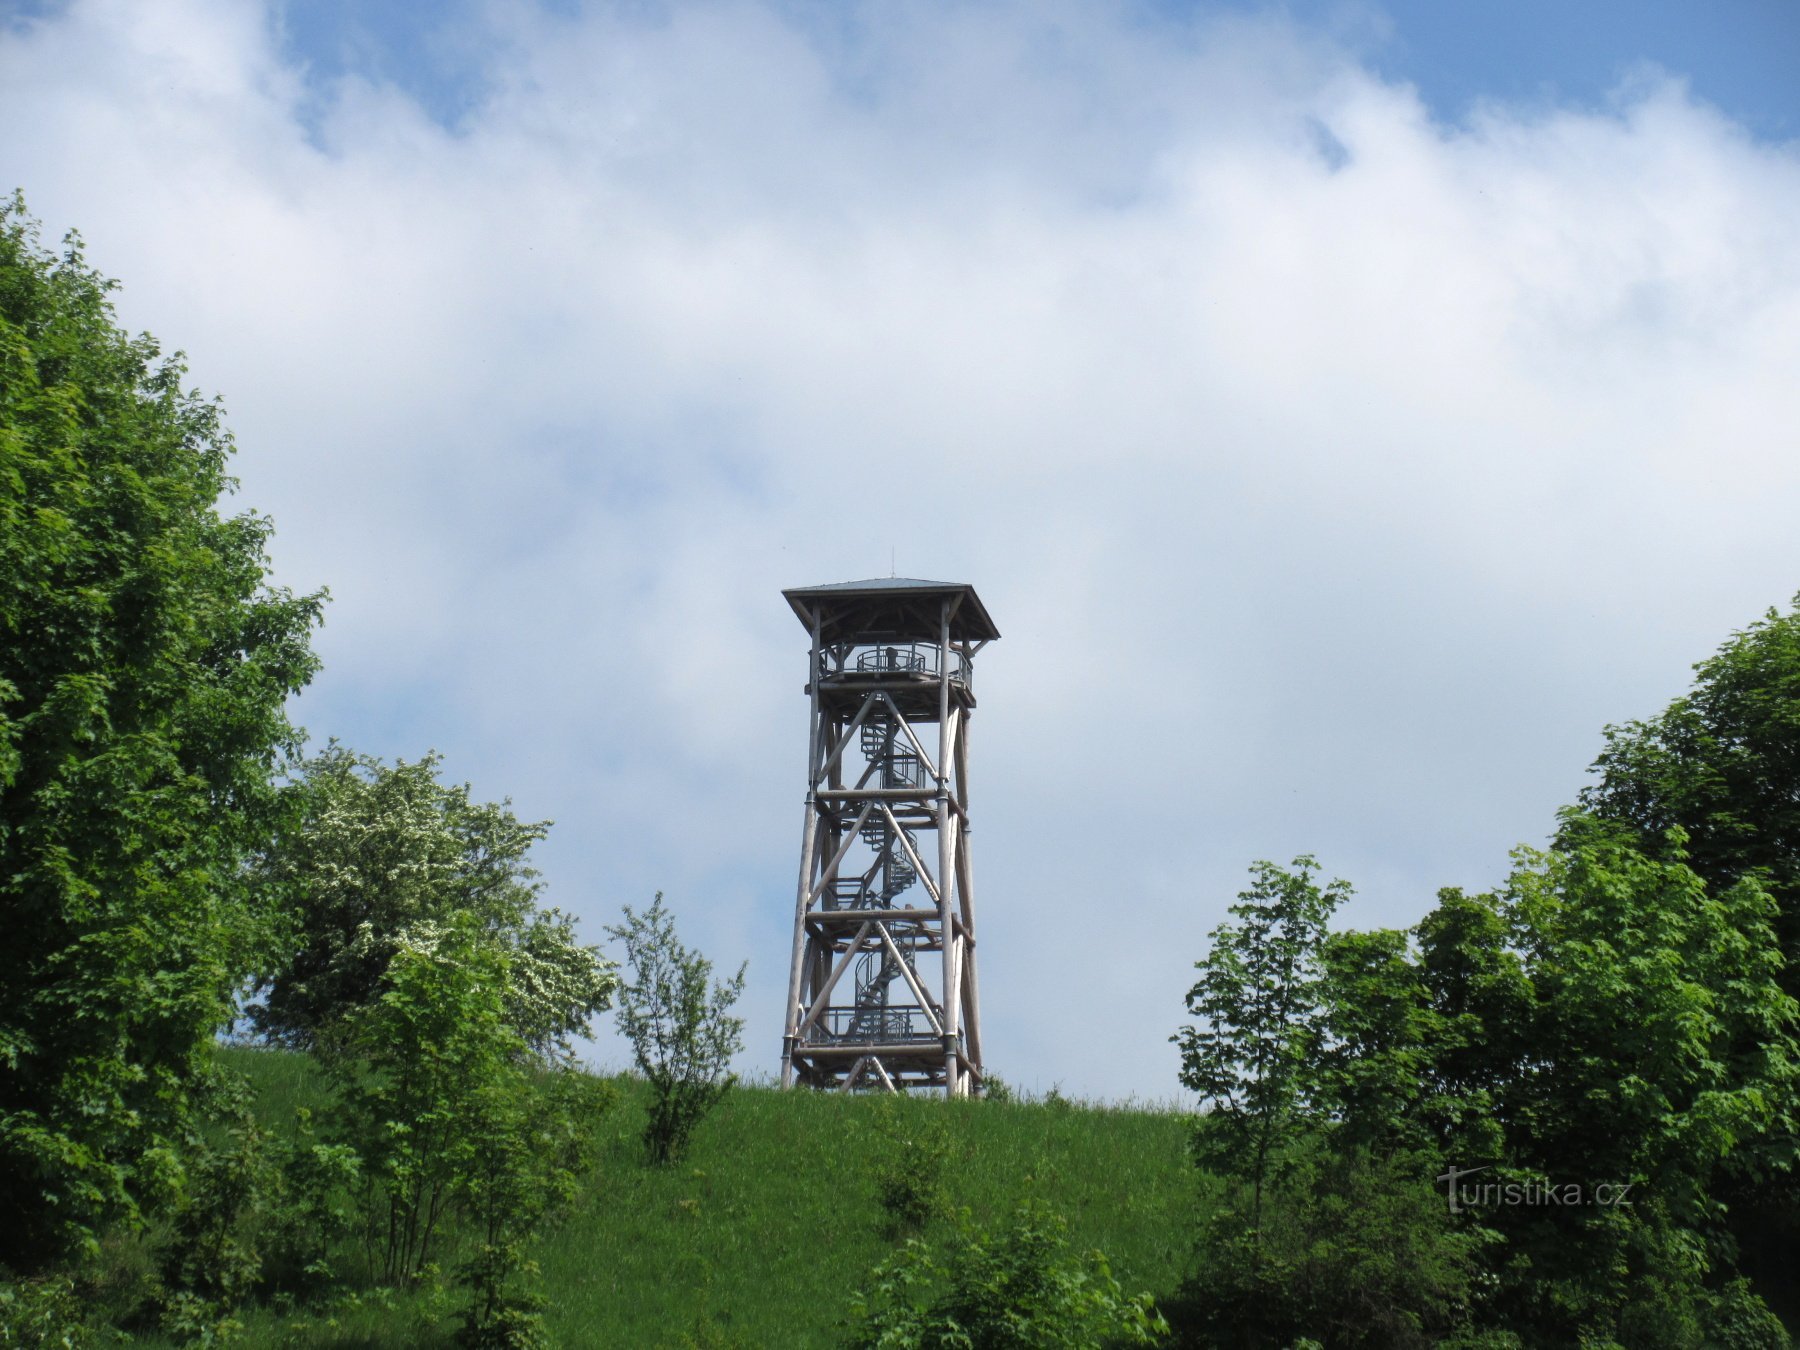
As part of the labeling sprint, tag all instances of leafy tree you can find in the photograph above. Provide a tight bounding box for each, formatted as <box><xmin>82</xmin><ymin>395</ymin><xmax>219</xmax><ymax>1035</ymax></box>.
<box><xmin>606</xmin><ymin>894</ymin><xmax>746</xmax><ymax>1165</ymax></box>
<box><xmin>0</xmin><ymin>195</ymin><xmax>323</xmax><ymax>1269</ymax></box>
<box><xmin>1482</xmin><ymin>832</ymin><xmax>1798</xmax><ymax>1343</ymax></box>
<box><xmin>1182</xmin><ymin>1143</ymin><xmax>1500</xmax><ymax>1350</ymax></box>
<box><xmin>1173</xmin><ymin>857</ymin><xmax>1349</xmax><ymax>1231</ymax></box>
<box><xmin>453</xmin><ymin>1067</ymin><xmax>613</xmax><ymax>1349</ymax></box>
<box><xmin>1180</xmin><ymin>836</ymin><xmax>1797</xmax><ymax>1346</ymax></box>
<box><xmin>1576</xmin><ymin>596</ymin><xmax>1800</xmax><ymax>974</ymax></box>
<box><xmin>321</xmin><ymin>912</ymin><xmax>609</xmax><ymax>1320</ymax></box>
<box><xmin>1178</xmin><ymin>863</ymin><xmax>1496</xmax><ymax>1348</ymax></box>
<box><xmin>844</xmin><ymin>1201</ymin><xmax>1168</xmax><ymax>1348</ymax></box>
<box><xmin>1572</xmin><ymin>597</ymin><xmax>1800</xmax><ymax>1313</ymax></box>
<box><xmin>249</xmin><ymin>744</ymin><xmax>615</xmax><ymax>1058</ymax></box>
<box><xmin>328</xmin><ymin>918</ymin><xmax>519</xmax><ymax>1285</ymax></box>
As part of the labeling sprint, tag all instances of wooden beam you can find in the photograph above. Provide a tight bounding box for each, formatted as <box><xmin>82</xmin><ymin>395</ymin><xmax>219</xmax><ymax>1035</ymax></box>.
<box><xmin>815</xmin><ymin>788</ymin><xmax>935</xmax><ymax>802</ymax></box>
<box><xmin>781</xmin><ymin>796</ymin><xmax>819</xmax><ymax>1089</ymax></box>
<box><xmin>806</xmin><ymin>907</ymin><xmax>940</xmax><ymax>927</ymax></box>
<box><xmin>874</xmin><ymin>922</ymin><xmax>943</xmax><ymax>1034</ymax></box>
<box><xmin>818</xmin><ymin>693</ymin><xmax>880</xmax><ymax>786</ymax></box>
<box><xmin>803</xmin><ymin>802</ymin><xmax>875</xmax><ymax>908</ymax></box>
<box><xmin>877</xmin><ymin>690</ymin><xmax>941</xmax><ymax>781</ymax></box>
<box><xmin>796</xmin><ymin>919</ymin><xmax>873</xmax><ymax>1035</ymax></box>
<box><xmin>937</xmin><ymin>601</ymin><xmax>960</xmax><ymax>1097</ymax></box>
<box><xmin>881</xmin><ymin>802</ymin><xmax>942</xmax><ymax>907</ymax></box>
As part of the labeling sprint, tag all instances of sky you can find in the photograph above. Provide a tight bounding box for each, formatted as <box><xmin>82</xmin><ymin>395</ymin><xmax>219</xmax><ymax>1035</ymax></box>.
<box><xmin>3</xmin><ymin>0</ymin><xmax>1799</xmax><ymax>1102</ymax></box>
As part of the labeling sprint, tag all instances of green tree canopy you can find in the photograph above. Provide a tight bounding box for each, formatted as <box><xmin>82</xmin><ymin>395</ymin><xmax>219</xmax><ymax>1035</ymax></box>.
<box><xmin>1576</xmin><ymin>595</ymin><xmax>1800</xmax><ymax>976</ymax></box>
<box><xmin>1173</xmin><ymin>857</ymin><xmax>1349</xmax><ymax>1229</ymax></box>
<box><xmin>0</xmin><ymin>194</ymin><xmax>323</xmax><ymax>1268</ymax></box>
<box><xmin>248</xmin><ymin>744</ymin><xmax>616</xmax><ymax>1060</ymax></box>
<box><xmin>1180</xmin><ymin>836</ymin><xmax>1798</xmax><ymax>1345</ymax></box>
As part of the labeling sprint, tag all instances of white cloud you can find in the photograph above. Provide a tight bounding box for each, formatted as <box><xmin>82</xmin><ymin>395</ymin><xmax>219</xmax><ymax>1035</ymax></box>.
<box><xmin>4</xmin><ymin>0</ymin><xmax>1798</xmax><ymax>1099</ymax></box>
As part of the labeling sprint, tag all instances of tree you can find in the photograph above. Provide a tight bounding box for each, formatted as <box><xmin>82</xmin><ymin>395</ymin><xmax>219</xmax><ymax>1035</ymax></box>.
<box><xmin>1575</xmin><ymin>595</ymin><xmax>1800</xmax><ymax>975</ymax></box>
<box><xmin>1173</xmin><ymin>857</ymin><xmax>1349</xmax><ymax>1231</ymax></box>
<box><xmin>1482</xmin><ymin>831</ymin><xmax>1798</xmax><ymax>1344</ymax></box>
<box><xmin>321</xmin><ymin>913</ymin><xmax>609</xmax><ymax>1321</ymax></box>
<box><xmin>1178</xmin><ymin>836</ymin><xmax>1797</xmax><ymax>1346</ymax></box>
<box><xmin>606</xmin><ymin>894</ymin><xmax>746</xmax><ymax>1165</ymax></box>
<box><xmin>1571</xmin><ymin>598</ymin><xmax>1800</xmax><ymax>1316</ymax></box>
<box><xmin>248</xmin><ymin>744</ymin><xmax>616</xmax><ymax>1059</ymax></box>
<box><xmin>0</xmin><ymin>195</ymin><xmax>323</xmax><ymax>1269</ymax></box>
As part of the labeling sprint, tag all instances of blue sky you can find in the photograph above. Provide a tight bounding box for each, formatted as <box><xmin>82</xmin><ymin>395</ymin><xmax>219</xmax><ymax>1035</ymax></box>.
<box><xmin>4</xmin><ymin>0</ymin><xmax>1799</xmax><ymax>1100</ymax></box>
<box><xmin>266</xmin><ymin>0</ymin><xmax>1800</xmax><ymax>139</ymax></box>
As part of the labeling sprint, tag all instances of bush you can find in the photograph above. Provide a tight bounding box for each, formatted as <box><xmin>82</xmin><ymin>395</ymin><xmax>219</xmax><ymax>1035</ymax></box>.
<box><xmin>1181</xmin><ymin>1142</ymin><xmax>1496</xmax><ymax>1350</ymax></box>
<box><xmin>607</xmin><ymin>895</ymin><xmax>746</xmax><ymax>1165</ymax></box>
<box><xmin>307</xmin><ymin>912</ymin><xmax>611</xmax><ymax>1344</ymax></box>
<box><xmin>155</xmin><ymin>1092</ymin><xmax>270</xmax><ymax>1342</ymax></box>
<box><xmin>870</xmin><ymin>1100</ymin><xmax>952</xmax><ymax>1235</ymax></box>
<box><xmin>845</xmin><ymin>1201</ymin><xmax>1168</xmax><ymax>1348</ymax></box>
<box><xmin>0</xmin><ymin>1276</ymin><xmax>95</xmax><ymax>1348</ymax></box>
<box><xmin>249</xmin><ymin>746</ymin><xmax>616</xmax><ymax>1058</ymax></box>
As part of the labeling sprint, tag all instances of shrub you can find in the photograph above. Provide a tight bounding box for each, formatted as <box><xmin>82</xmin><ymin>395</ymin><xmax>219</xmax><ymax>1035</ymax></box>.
<box><xmin>870</xmin><ymin>1100</ymin><xmax>952</xmax><ymax>1235</ymax></box>
<box><xmin>1181</xmin><ymin>1143</ymin><xmax>1496</xmax><ymax>1350</ymax></box>
<box><xmin>845</xmin><ymin>1201</ymin><xmax>1168</xmax><ymax>1348</ymax></box>
<box><xmin>0</xmin><ymin>1275</ymin><xmax>96</xmax><ymax>1348</ymax></box>
<box><xmin>607</xmin><ymin>895</ymin><xmax>746</xmax><ymax>1165</ymax></box>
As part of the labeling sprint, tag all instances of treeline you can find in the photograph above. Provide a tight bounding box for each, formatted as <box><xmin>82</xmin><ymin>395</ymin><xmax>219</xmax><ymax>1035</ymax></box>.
<box><xmin>0</xmin><ymin>197</ymin><xmax>752</xmax><ymax>1345</ymax></box>
<box><xmin>1172</xmin><ymin>602</ymin><xmax>1800</xmax><ymax>1348</ymax></box>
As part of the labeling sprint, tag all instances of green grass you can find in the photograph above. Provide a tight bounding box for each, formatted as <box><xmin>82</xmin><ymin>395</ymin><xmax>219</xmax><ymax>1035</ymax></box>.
<box><xmin>130</xmin><ymin>1049</ymin><xmax>1205</xmax><ymax>1347</ymax></box>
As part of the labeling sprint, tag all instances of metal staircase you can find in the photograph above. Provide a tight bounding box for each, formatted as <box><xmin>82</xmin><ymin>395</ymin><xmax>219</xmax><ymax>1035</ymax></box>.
<box><xmin>846</xmin><ymin>705</ymin><xmax>927</xmax><ymax>1041</ymax></box>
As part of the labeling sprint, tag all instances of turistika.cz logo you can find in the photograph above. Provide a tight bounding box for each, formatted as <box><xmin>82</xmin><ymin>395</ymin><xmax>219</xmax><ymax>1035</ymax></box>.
<box><xmin>1436</xmin><ymin>1165</ymin><xmax>1635</xmax><ymax>1215</ymax></box>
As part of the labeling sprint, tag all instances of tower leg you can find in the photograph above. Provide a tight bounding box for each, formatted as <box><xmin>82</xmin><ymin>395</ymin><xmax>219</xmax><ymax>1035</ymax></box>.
<box><xmin>781</xmin><ymin>799</ymin><xmax>819</xmax><ymax>1089</ymax></box>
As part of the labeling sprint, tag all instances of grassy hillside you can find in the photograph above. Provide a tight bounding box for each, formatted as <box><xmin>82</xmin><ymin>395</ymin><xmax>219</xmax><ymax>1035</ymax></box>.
<box><xmin>131</xmin><ymin>1049</ymin><xmax>1203</xmax><ymax>1347</ymax></box>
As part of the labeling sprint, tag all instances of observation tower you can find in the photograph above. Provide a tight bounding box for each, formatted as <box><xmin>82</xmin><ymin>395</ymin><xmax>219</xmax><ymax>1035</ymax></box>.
<box><xmin>778</xmin><ymin>579</ymin><xmax>998</xmax><ymax>1096</ymax></box>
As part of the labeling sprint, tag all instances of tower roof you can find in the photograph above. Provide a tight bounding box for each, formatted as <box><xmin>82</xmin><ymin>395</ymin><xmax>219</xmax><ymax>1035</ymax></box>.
<box><xmin>782</xmin><ymin>577</ymin><xmax>1000</xmax><ymax>643</ymax></box>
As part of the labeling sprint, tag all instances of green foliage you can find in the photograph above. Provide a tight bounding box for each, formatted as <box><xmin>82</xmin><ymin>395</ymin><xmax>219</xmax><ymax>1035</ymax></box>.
<box><xmin>1577</xmin><ymin>595</ymin><xmax>1800</xmax><ymax>974</ymax></box>
<box><xmin>249</xmin><ymin>745</ymin><xmax>616</xmax><ymax>1058</ymax></box>
<box><xmin>870</xmin><ymin>1100</ymin><xmax>952</xmax><ymax>1235</ymax></box>
<box><xmin>451</xmin><ymin>1243</ymin><xmax>548</xmax><ymax>1350</ymax></box>
<box><xmin>1183</xmin><ymin>1144</ymin><xmax>1499</xmax><ymax>1350</ymax></box>
<box><xmin>844</xmin><ymin>1201</ymin><xmax>1168</xmax><ymax>1348</ymax></box>
<box><xmin>1573</xmin><ymin>595</ymin><xmax>1800</xmax><ymax>1315</ymax></box>
<box><xmin>155</xmin><ymin>1096</ymin><xmax>269</xmax><ymax>1342</ymax></box>
<box><xmin>1179</xmin><ymin>834</ymin><xmax>1799</xmax><ymax>1345</ymax></box>
<box><xmin>607</xmin><ymin>894</ymin><xmax>747</xmax><ymax>1166</ymax></box>
<box><xmin>0</xmin><ymin>1275</ymin><xmax>96</xmax><ymax>1348</ymax></box>
<box><xmin>121</xmin><ymin>1051</ymin><xmax>1191</xmax><ymax>1346</ymax></box>
<box><xmin>308</xmin><ymin>913</ymin><xmax>610</xmax><ymax>1341</ymax></box>
<box><xmin>1173</xmin><ymin>857</ymin><xmax>1349</xmax><ymax>1229</ymax></box>
<box><xmin>1478</xmin><ymin>833</ymin><xmax>1799</xmax><ymax>1342</ymax></box>
<box><xmin>453</xmin><ymin>1070</ymin><xmax>614</xmax><ymax>1348</ymax></box>
<box><xmin>0</xmin><ymin>195</ymin><xmax>323</xmax><ymax>1270</ymax></box>
<box><xmin>260</xmin><ymin>1107</ymin><xmax>362</xmax><ymax>1297</ymax></box>
<box><xmin>321</xmin><ymin>915</ymin><xmax>520</xmax><ymax>1283</ymax></box>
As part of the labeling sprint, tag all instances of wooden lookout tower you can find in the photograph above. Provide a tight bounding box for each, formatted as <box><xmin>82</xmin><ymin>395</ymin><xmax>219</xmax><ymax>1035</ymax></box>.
<box><xmin>779</xmin><ymin>579</ymin><xmax>999</xmax><ymax>1096</ymax></box>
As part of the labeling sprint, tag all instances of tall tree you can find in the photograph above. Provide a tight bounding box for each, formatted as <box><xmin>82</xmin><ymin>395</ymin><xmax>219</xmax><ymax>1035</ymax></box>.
<box><xmin>1174</xmin><ymin>856</ymin><xmax>1348</xmax><ymax>1231</ymax></box>
<box><xmin>1576</xmin><ymin>595</ymin><xmax>1800</xmax><ymax>975</ymax></box>
<box><xmin>1572</xmin><ymin>597</ymin><xmax>1800</xmax><ymax>1314</ymax></box>
<box><xmin>0</xmin><ymin>195</ymin><xmax>323</xmax><ymax>1268</ymax></box>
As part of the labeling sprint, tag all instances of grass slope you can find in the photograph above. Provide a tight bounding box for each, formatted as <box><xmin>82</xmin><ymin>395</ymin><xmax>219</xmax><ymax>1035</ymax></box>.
<box><xmin>146</xmin><ymin>1049</ymin><xmax>1202</xmax><ymax>1347</ymax></box>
